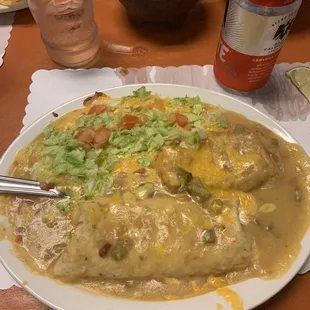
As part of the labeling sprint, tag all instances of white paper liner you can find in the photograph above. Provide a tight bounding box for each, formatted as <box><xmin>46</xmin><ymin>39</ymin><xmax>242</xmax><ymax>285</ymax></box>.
<box><xmin>0</xmin><ymin>12</ymin><xmax>14</xmax><ymax>67</ymax></box>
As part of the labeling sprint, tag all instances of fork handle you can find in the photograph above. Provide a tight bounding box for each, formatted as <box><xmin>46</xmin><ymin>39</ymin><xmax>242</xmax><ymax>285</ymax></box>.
<box><xmin>0</xmin><ymin>175</ymin><xmax>40</xmax><ymax>187</ymax></box>
<box><xmin>0</xmin><ymin>175</ymin><xmax>67</xmax><ymax>198</ymax></box>
<box><xmin>0</xmin><ymin>186</ymin><xmax>62</xmax><ymax>197</ymax></box>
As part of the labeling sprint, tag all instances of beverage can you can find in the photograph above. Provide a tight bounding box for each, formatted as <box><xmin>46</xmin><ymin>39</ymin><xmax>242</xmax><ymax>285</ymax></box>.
<box><xmin>213</xmin><ymin>0</ymin><xmax>302</xmax><ymax>92</ymax></box>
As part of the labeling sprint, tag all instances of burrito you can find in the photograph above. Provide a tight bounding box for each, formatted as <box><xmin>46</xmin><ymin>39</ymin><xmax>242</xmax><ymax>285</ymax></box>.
<box><xmin>52</xmin><ymin>195</ymin><xmax>252</xmax><ymax>280</ymax></box>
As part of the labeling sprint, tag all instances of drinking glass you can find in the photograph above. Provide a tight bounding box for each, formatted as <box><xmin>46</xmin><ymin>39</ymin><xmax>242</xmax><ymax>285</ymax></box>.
<box><xmin>27</xmin><ymin>0</ymin><xmax>100</xmax><ymax>67</ymax></box>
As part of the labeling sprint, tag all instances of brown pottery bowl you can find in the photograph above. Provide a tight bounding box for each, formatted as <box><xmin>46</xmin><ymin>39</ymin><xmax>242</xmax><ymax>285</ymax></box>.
<box><xmin>119</xmin><ymin>0</ymin><xmax>199</xmax><ymax>24</ymax></box>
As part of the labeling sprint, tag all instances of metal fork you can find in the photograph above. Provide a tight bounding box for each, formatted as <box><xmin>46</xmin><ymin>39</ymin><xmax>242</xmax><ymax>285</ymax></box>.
<box><xmin>0</xmin><ymin>175</ymin><xmax>67</xmax><ymax>198</ymax></box>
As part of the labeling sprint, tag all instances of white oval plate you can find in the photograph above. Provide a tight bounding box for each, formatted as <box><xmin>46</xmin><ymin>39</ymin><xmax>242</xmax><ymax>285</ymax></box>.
<box><xmin>0</xmin><ymin>84</ymin><xmax>309</xmax><ymax>310</ymax></box>
<box><xmin>0</xmin><ymin>1</ymin><xmax>27</xmax><ymax>13</ymax></box>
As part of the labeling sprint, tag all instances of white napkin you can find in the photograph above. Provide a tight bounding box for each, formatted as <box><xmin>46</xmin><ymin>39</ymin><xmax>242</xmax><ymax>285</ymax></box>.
<box><xmin>0</xmin><ymin>12</ymin><xmax>14</xmax><ymax>67</ymax></box>
<box><xmin>3</xmin><ymin>64</ymin><xmax>310</xmax><ymax>290</ymax></box>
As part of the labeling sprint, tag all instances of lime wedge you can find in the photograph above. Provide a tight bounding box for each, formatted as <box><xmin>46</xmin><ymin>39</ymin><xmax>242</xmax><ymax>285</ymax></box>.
<box><xmin>286</xmin><ymin>66</ymin><xmax>310</xmax><ymax>102</ymax></box>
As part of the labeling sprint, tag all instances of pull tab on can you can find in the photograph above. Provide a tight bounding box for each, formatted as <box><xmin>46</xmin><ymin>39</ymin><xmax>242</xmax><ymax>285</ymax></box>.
<box><xmin>213</xmin><ymin>0</ymin><xmax>302</xmax><ymax>92</ymax></box>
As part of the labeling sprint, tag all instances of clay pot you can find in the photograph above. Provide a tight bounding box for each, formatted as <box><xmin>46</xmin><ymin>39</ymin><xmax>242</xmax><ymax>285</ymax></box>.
<box><xmin>119</xmin><ymin>0</ymin><xmax>199</xmax><ymax>24</ymax></box>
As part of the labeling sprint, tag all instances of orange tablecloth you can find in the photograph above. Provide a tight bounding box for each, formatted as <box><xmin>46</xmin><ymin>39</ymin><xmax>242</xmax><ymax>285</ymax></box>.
<box><xmin>0</xmin><ymin>0</ymin><xmax>310</xmax><ymax>309</ymax></box>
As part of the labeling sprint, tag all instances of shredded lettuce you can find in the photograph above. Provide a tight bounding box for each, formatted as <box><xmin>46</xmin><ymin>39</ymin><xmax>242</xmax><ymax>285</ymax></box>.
<box><xmin>43</xmin><ymin>126</ymin><xmax>81</xmax><ymax>150</ymax></box>
<box><xmin>173</xmin><ymin>96</ymin><xmax>200</xmax><ymax>106</ymax></box>
<box><xmin>186</xmin><ymin>113</ymin><xmax>201</xmax><ymax>123</ymax></box>
<box><xmin>104</xmin><ymin>113</ymin><xmax>177</xmax><ymax>155</ymax></box>
<box><xmin>172</xmin><ymin>96</ymin><xmax>205</xmax><ymax>115</ymax></box>
<box><xmin>137</xmin><ymin>154</ymin><xmax>153</xmax><ymax>167</ymax></box>
<box><xmin>38</xmin><ymin>126</ymin><xmax>115</xmax><ymax>199</ymax></box>
<box><xmin>216</xmin><ymin>119</ymin><xmax>228</xmax><ymax>129</ymax></box>
<box><xmin>56</xmin><ymin>202</ymin><xmax>72</xmax><ymax>214</ymax></box>
<box><xmin>180</xmin><ymin>131</ymin><xmax>201</xmax><ymax>149</ymax></box>
<box><xmin>72</xmin><ymin>113</ymin><xmax>115</xmax><ymax>132</ymax></box>
<box><xmin>36</xmin><ymin>94</ymin><xmax>209</xmax><ymax>201</ymax></box>
<box><xmin>52</xmin><ymin>148</ymin><xmax>86</xmax><ymax>176</ymax></box>
<box><xmin>123</xmin><ymin>86</ymin><xmax>152</xmax><ymax>101</ymax></box>
<box><xmin>132</xmin><ymin>86</ymin><xmax>152</xmax><ymax>99</ymax></box>
<box><xmin>141</xmin><ymin>109</ymin><xmax>167</xmax><ymax>121</ymax></box>
<box><xmin>192</xmin><ymin>104</ymin><xmax>203</xmax><ymax>115</ymax></box>
<box><xmin>43</xmin><ymin>125</ymin><xmax>57</xmax><ymax>138</ymax></box>
<box><xmin>207</xmin><ymin>105</ymin><xmax>225</xmax><ymax>124</ymax></box>
<box><xmin>193</xmin><ymin>120</ymin><xmax>206</xmax><ymax>130</ymax></box>
<box><xmin>97</xmin><ymin>156</ymin><xmax>120</xmax><ymax>174</ymax></box>
<box><xmin>85</xmin><ymin>175</ymin><xmax>114</xmax><ymax>199</ymax></box>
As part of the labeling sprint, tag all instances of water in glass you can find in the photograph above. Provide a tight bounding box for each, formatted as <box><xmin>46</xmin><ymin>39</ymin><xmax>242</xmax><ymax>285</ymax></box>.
<box><xmin>28</xmin><ymin>0</ymin><xmax>100</xmax><ymax>67</ymax></box>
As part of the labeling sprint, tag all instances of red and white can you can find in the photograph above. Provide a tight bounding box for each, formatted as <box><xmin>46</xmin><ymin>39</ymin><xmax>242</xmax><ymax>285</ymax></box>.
<box><xmin>214</xmin><ymin>0</ymin><xmax>302</xmax><ymax>92</ymax></box>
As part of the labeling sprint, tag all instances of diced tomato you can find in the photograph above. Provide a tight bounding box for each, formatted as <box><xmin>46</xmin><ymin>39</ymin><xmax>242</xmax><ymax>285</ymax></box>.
<box><xmin>82</xmin><ymin>143</ymin><xmax>92</xmax><ymax>151</ymax></box>
<box><xmin>93</xmin><ymin>126</ymin><xmax>111</xmax><ymax>148</ymax></box>
<box><xmin>169</xmin><ymin>113</ymin><xmax>177</xmax><ymax>122</ymax></box>
<box><xmin>176</xmin><ymin>114</ymin><xmax>188</xmax><ymax>127</ymax></box>
<box><xmin>40</xmin><ymin>182</ymin><xmax>55</xmax><ymax>191</ymax></box>
<box><xmin>169</xmin><ymin>113</ymin><xmax>188</xmax><ymax>127</ymax></box>
<box><xmin>88</xmin><ymin>104</ymin><xmax>109</xmax><ymax>115</ymax></box>
<box><xmin>183</xmin><ymin>124</ymin><xmax>192</xmax><ymax>131</ymax></box>
<box><xmin>119</xmin><ymin>114</ymin><xmax>141</xmax><ymax>130</ymax></box>
<box><xmin>134</xmin><ymin>168</ymin><xmax>146</xmax><ymax>174</ymax></box>
<box><xmin>76</xmin><ymin>128</ymin><xmax>96</xmax><ymax>144</ymax></box>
